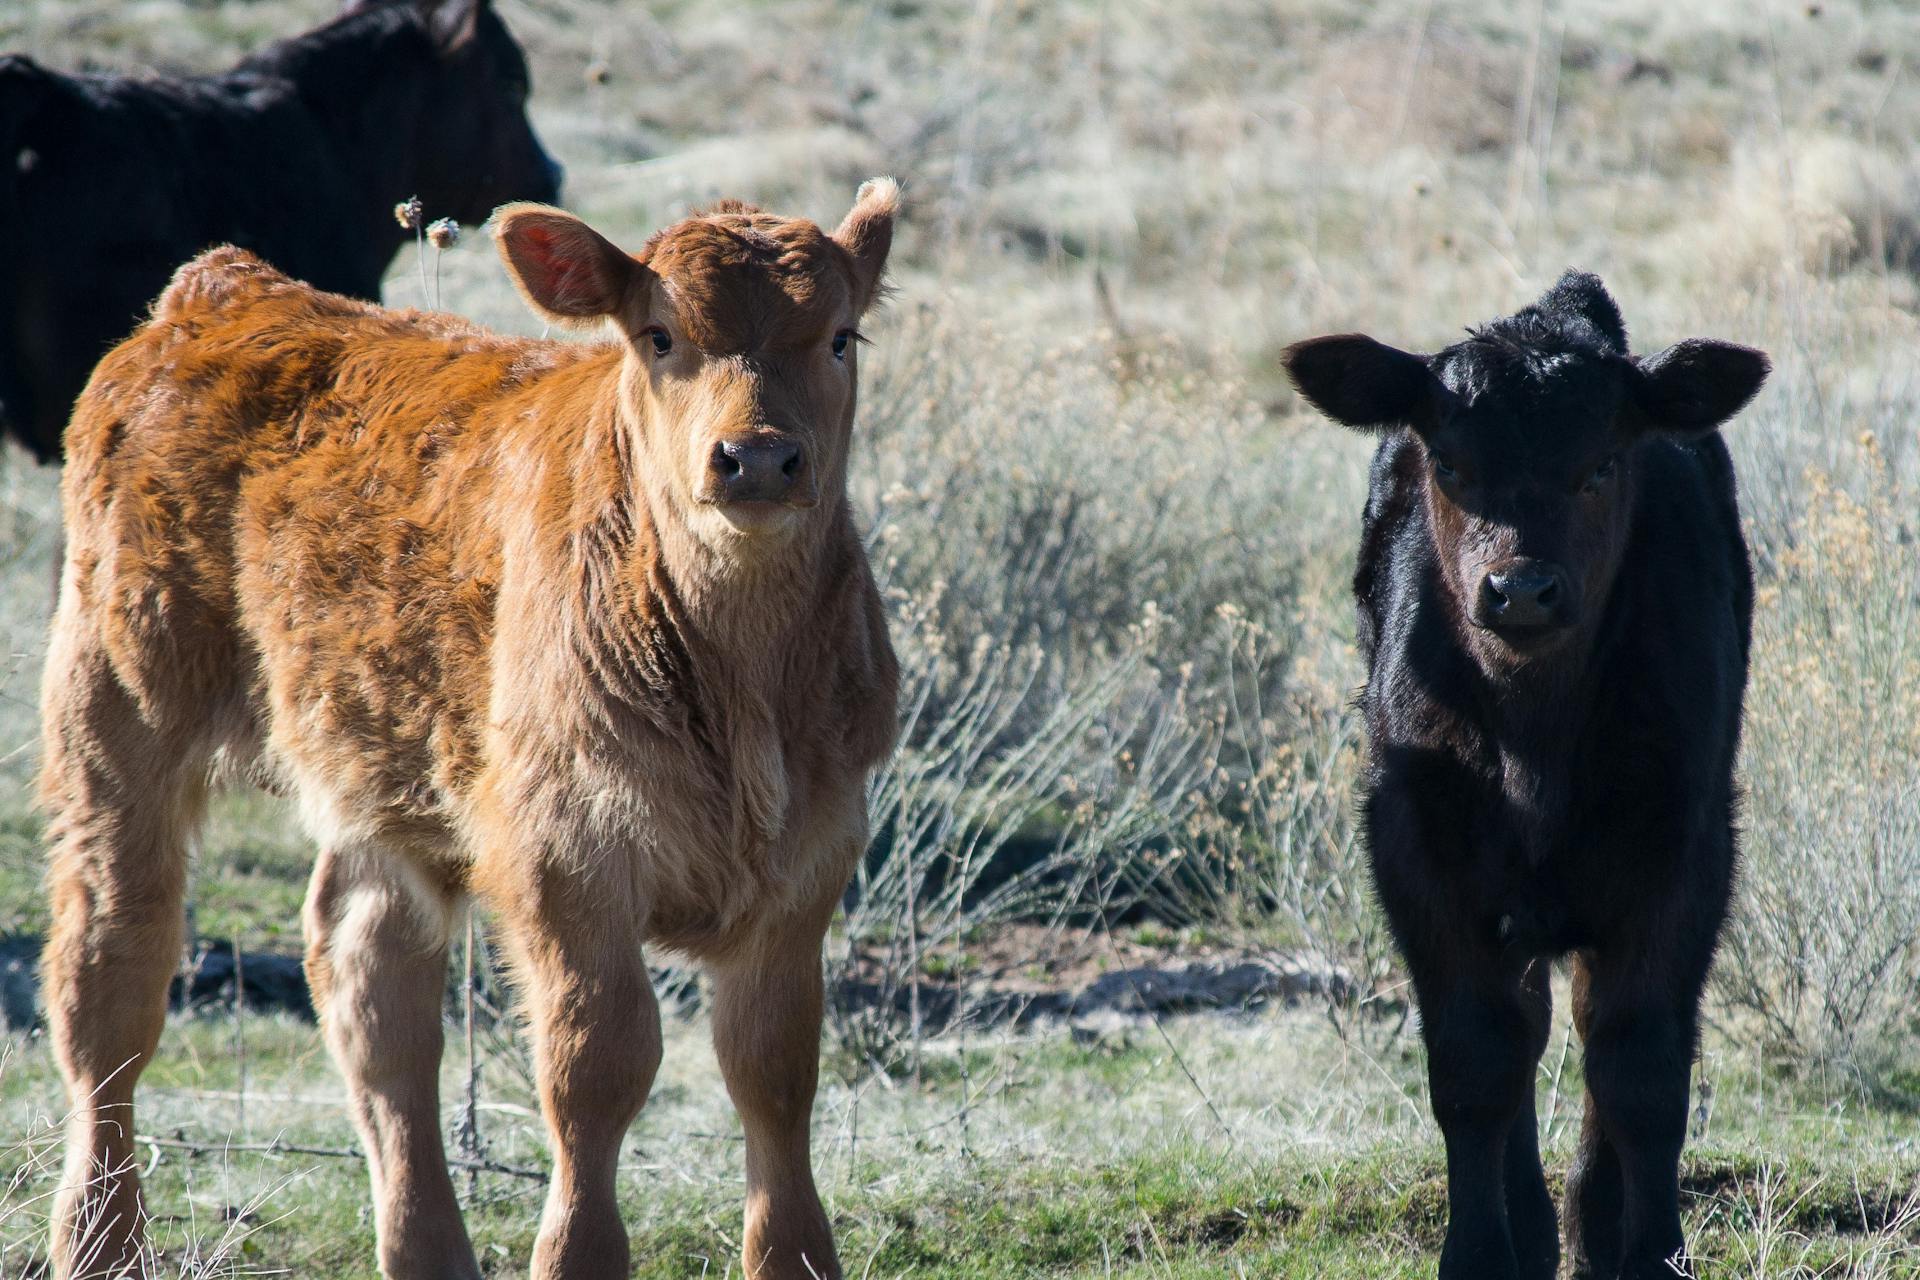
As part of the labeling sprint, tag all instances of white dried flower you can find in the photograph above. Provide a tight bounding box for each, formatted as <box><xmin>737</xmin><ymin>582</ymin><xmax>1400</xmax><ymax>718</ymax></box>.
<box><xmin>427</xmin><ymin>218</ymin><xmax>461</xmax><ymax>250</ymax></box>
<box><xmin>394</xmin><ymin>196</ymin><xmax>423</xmax><ymax>231</ymax></box>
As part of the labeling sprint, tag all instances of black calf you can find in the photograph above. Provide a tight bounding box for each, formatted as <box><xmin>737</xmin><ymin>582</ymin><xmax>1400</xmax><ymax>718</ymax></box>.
<box><xmin>1284</xmin><ymin>272</ymin><xmax>1768</xmax><ymax>1280</ymax></box>
<box><xmin>0</xmin><ymin>0</ymin><xmax>562</xmax><ymax>463</ymax></box>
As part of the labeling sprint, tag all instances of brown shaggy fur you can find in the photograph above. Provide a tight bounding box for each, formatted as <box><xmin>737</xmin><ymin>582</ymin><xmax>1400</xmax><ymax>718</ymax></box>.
<box><xmin>39</xmin><ymin>180</ymin><xmax>902</xmax><ymax>1280</ymax></box>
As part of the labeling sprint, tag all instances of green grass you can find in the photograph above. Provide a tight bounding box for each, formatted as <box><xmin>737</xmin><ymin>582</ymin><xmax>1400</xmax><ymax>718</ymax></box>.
<box><xmin>7</xmin><ymin>1005</ymin><xmax>1920</xmax><ymax>1276</ymax></box>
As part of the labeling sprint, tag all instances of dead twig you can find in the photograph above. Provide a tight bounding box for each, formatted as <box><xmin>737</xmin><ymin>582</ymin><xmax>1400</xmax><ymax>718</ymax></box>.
<box><xmin>135</xmin><ymin>1134</ymin><xmax>548</xmax><ymax>1183</ymax></box>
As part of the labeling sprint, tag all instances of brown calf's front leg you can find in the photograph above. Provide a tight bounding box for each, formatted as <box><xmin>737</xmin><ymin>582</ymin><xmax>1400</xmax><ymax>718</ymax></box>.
<box><xmin>710</xmin><ymin>896</ymin><xmax>842</xmax><ymax>1280</ymax></box>
<box><xmin>490</xmin><ymin>866</ymin><xmax>662</xmax><ymax>1280</ymax></box>
<box><xmin>40</xmin><ymin>630</ymin><xmax>203</xmax><ymax>1279</ymax></box>
<box><xmin>303</xmin><ymin>844</ymin><xmax>478</xmax><ymax>1280</ymax></box>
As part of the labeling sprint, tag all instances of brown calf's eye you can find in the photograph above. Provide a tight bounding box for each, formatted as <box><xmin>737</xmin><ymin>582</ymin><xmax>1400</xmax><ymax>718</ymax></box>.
<box><xmin>832</xmin><ymin>330</ymin><xmax>852</xmax><ymax>360</ymax></box>
<box><xmin>647</xmin><ymin>327</ymin><xmax>672</xmax><ymax>357</ymax></box>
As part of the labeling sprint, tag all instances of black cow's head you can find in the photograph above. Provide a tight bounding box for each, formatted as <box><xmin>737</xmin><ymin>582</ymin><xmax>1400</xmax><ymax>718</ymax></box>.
<box><xmin>1283</xmin><ymin>272</ymin><xmax>1769</xmax><ymax>663</ymax></box>
<box><xmin>346</xmin><ymin>0</ymin><xmax>564</xmax><ymax>223</ymax></box>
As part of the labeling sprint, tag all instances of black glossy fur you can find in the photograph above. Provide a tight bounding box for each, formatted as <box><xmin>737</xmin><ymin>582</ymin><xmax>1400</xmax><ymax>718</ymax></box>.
<box><xmin>1284</xmin><ymin>273</ymin><xmax>1768</xmax><ymax>1280</ymax></box>
<box><xmin>0</xmin><ymin>0</ymin><xmax>561</xmax><ymax>463</ymax></box>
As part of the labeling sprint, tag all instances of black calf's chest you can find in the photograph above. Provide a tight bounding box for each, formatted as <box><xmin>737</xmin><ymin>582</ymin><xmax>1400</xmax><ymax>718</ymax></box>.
<box><xmin>1376</xmin><ymin>707</ymin><xmax>1682</xmax><ymax>960</ymax></box>
<box><xmin>1435</xmin><ymin>753</ymin><xmax>1593</xmax><ymax>956</ymax></box>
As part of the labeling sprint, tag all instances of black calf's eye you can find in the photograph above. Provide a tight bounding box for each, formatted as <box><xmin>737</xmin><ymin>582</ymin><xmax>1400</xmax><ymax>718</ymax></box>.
<box><xmin>1432</xmin><ymin>454</ymin><xmax>1457</xmax><ymax>481</ymax></box>
<box><xmin>1586</xmin><ymin>456</ymin><xmax>1619</xmax><ymax>491</ymax></box>
<box><xmin>647</xmin><ymin>327</ymin><xmax>672</xmax><ymax>357</ymax></box>
<box><xmin>832</xmin><ymin>330</ymin><xmax>853</xmax><ymax>361</ymax></box>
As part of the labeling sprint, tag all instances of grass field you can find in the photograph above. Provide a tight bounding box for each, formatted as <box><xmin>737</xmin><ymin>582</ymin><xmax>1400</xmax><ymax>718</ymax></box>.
<box><xmin>7</xmin><ymin>997</ymin><xmax>1920</xmax><ymax>1277</ymax></box>
<box><xmin>3</xmin><ymin>0</ymin><xmax>1919</xmax><ymax>1274</ymax></box>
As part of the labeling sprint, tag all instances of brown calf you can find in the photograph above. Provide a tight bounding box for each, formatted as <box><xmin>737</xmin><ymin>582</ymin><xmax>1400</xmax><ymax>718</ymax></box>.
<box><xmin>39</xmin><ymin>181</ymin><xmax>901</xmax><ymax>1279</ymax></box>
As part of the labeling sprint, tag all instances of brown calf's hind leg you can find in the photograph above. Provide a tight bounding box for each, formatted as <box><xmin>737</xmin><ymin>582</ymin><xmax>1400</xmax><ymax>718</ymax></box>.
<box><xmin>40</xmin><ymin>631</ymin><xmax>204</xmax><ymax>1279</ymax></box>
<box><xmin>490</xmin><ymin>867</ymin><xmax>661</xmax><ymax>1280</ymax></box>
<box><xmin>303</xmin><ymin>844</ymin><xmax>479</xmax><ymax>1280</ymax></box>
<box><xmin>711</xmin><ymin>897</ymin><xmax>841</xmax><ymax>1280</ymax></box>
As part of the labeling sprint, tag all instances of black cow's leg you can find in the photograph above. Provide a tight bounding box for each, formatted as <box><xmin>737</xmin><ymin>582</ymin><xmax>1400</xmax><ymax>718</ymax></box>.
<box><xmin>1578</xmin><ymin>955</ymin><xmax>1699</xmax><ymax>1280</ymax></box>
<box><xmin>1566</xmin><ymin>954</ymin><xmax>1623</xmax><ymax>1278</ymax></box>
<box><xmin>1504</xmin><ymin>960</ymin><xmax>1557</xmax><ymax>1280</ymax></box>
<box><xmin>1417</xmin><ymin>962</ymin><xmax>1536</xmax><ymax>1280</ymax></box>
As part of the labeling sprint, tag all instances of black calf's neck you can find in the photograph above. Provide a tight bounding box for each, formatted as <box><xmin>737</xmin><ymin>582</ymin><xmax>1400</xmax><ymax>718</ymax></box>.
<box><xmin>226</xmin><ymin>7</ymin><xmax>435</xmax><ymax>293</ymax></box>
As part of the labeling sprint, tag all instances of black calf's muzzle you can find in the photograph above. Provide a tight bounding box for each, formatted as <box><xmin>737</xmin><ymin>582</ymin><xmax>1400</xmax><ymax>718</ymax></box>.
<box><xmin>1476</xmin><ymin>561</ymin><xmax>1575</xmax><ymax>632</ymax></box>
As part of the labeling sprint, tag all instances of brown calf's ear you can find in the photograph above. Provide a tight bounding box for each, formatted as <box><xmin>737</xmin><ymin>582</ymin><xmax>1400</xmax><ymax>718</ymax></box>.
<box><xmin>1281</xmin><ymin>334</ymin><xmax>1437</xmax><ymax>431</ymax></box>
<box><xmin>834</xmin><ymin>177</ymin><xmax>900</xmax><ymax>314</ymax></box>
<box><xmin>493</xmin><ymin>204</ymin><xmax>642</xmax><ymax>329</ymax></box>
<box><xmin>1634</xmin><ymin>339</ymin><xmax>1771</xmax><ymax>435</ymax></box>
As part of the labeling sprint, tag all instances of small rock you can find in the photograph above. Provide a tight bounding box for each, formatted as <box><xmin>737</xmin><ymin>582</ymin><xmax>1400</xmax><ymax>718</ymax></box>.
<box><xmin>1069</xmin><ymin>958</ymin><xmax>1346</xmax><ymax>1018</ymax></box>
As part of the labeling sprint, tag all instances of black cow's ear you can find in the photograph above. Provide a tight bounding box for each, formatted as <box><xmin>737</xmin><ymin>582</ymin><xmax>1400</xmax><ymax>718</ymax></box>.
<box><xmin>1634</xmin><ymin>339</ymin><xmax>1771</xmax><ymax>434</ymax></box>
<box><xmin>344</xmin><ymin>0</ymin><xmax>480</xmax><ymax>50</ymax></box>
<box><xmin>1281</xmin><ymin>334</ymin><xmax>1436</xmax><ymax>432</ymax></box>
<box><xmin>420</xmin><ymin>0</ymin><xmax>482</xmax><ymax>53</ymax></box>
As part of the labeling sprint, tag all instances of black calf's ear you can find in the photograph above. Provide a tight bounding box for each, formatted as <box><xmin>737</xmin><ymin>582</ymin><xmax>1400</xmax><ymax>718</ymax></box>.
<box><xmin>1634</xmin><ymin>339</ymin><xmax>1771</xmax><ymax>434</ymax></box>
<box><xmin>1281</xmin><ymin>334</ymin><xmax>1436</xmax><ymax>431</ymax></box>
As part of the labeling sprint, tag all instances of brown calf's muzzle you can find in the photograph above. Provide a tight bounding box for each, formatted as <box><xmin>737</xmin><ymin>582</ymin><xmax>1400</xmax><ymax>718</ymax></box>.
<box><xmin>708</xmin><ymin>434</ymin><xmax>813</xmax><ymax>507</ymax></box>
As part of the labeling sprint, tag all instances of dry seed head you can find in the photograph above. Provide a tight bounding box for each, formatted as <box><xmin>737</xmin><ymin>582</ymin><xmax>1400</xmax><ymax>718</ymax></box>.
<box><xmin>427</xmin><ymin>218</ymin><xmax>461</xmax><ymax>250</ymax></box>
<box><xmin>394</xmin><ymin>196</ymin><xmax>423</xmax><ymax>231</ymax></box>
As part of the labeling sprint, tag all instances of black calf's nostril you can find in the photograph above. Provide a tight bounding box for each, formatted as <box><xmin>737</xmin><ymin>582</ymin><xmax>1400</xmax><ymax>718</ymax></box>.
<box><xmin>1536</xmin><ymin>580</ymin><xmax>1559</xmax><ymax>606</ymax></box>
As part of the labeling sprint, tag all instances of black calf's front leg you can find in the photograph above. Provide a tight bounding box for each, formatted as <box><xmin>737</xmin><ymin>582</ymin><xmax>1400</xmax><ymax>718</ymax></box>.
<box><xmin>1414</xmin><ymin>957</ymin><xmax>1554</xmax><ymax>1280</ymax></box>
<box><xmin>1504</xmin><ymin>961</ymin><xmax>1558</xmax><ymax>1280</ymax></box>
<box><xmin>1573</xmin><ymin>954</ymin><xmax>1703</xmax><ymax>1280</ymax></box>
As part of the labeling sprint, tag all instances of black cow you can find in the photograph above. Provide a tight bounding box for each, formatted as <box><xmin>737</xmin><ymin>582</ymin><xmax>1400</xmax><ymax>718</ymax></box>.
<box><xmin>1283</xmin><ymin>273</ymin><xmax>1768</xmax><ymax>1280</ymax></box>
<box><xmin>0</xmin><ymin>0</ymin><xmax>562</xmax><ymax>463</ymax></box>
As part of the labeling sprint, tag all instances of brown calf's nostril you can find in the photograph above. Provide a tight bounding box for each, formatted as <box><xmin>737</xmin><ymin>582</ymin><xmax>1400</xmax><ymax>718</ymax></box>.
<box><xmin>713</xmin><ymin>439</ymin><xmax>803</xmax><ymax>501</ymax></box>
